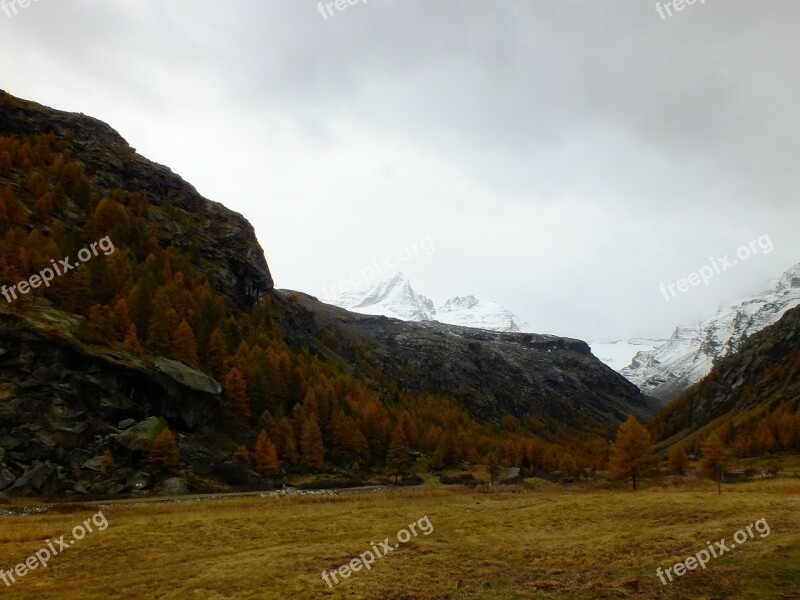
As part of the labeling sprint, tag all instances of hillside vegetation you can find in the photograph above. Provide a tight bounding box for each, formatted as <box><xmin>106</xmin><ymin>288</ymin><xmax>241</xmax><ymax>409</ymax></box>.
<box><xmin>0</xmin><ymin>91</ymin><xmax>651</xmax><ymax>497</ymax></box>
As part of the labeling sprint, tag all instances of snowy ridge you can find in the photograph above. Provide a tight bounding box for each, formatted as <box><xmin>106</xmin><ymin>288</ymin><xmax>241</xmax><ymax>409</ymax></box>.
<box><xmin>621</xmin><ymin>263</ymin><xmax>800</xmax><ymax>403</ymax></box>
<box><xmin>332</xmin><ymin>272</ymin><xmax>437</xmax><ymax>322</ymax></box>
<box><xmin>324</xmin><ymin>273</ymin><xmax>529</xmax><ymax>333</ymax></box>
<box><xmin>588</xmin><ymin>338</ymin><xmax>668</xmax><ymax>372</ymax></box>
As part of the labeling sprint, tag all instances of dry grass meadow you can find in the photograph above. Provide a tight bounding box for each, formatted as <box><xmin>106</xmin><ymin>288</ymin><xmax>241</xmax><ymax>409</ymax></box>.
<box><xmin>0</xmin><ymin>480</ymin><xmax>798</xmax><ymax>599</ymax></box>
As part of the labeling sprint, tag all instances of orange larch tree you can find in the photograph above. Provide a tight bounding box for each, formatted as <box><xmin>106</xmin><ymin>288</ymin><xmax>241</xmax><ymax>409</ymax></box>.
<box><xmin>224</xmin><ymin>367</ymin><xmax>251</xmax><ymax>425</ymax></box>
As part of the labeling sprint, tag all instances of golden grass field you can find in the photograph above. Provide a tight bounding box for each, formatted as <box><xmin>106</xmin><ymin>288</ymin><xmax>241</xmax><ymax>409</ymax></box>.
<box><xmin>0</xmin><ymin>480</ymin><xmax>798</xmax><ymax>600</ymax></box>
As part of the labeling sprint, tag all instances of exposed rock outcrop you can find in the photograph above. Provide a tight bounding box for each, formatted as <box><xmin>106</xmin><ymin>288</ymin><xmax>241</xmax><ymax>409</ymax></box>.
<box><xmin>0</xmin><ymin>310</ymin><xmax>224</xmax><ymax>496</ymax></box>
<box><xmin>0</xmin><ymin>90</ymin><xmax>272</xmax><ymax>309</ymax></box>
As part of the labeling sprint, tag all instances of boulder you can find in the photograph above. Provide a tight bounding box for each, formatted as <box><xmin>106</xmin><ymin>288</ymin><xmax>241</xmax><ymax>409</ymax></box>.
<box><xmin>500</xmin><ymin>467</ymin><xmax>523</xmax><ymax>485</ymax></box>
<box><xmin>82</xmin><ymin>455</ymin><xmax>109</xmax><ymax>473</ymax></box>
<box><xmin>217</xmin><ymin>461</ymin><xmax>258</xmax><ymax>487</ymax></box>
<box><xmin>7</xmin><ymin>461</ymin><xmax>56</xmax><ymax>494</ymax></box>
<box><xmin>154</xmin><ymin>358</ymin><xmax>222</xmax><ymax>396</ymax></box>
<box><xmin>155</xmin><ymin>477</ymin><xmax>189</xmax><ymax>496</ymax></box>
<box><xmin>0</xmin><ymin>468</ymin><xmax>14</xmax><ymax>491</ymax></box>
<box><xmin>112</xmin><ymin>417</ymin><xmax>162</xmax><ymax>452</ymax></box>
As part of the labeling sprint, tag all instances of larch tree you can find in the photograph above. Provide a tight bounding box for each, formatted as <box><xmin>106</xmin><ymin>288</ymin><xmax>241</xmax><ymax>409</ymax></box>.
<box><xmin>172</xmin><ymin>319</ymin><xmax>199</xmax><ymax>368</ymax></box>
<box><xmin>224</xmin><ymin>367</ymin><xmax>251</xmax><ymax>425</ymax></box>
<box><xmin>431</xmin><ymin>433</ymin><xmax>456</xmax><ymax>470</ymax></box>
<box><xmin>233</xmin><ymin>444</ymin><xmax>251</xmax><ymax>465</ymax></box>
<box><xmin>301</xmin><ymin>418</ymin><xmax>325</xmax><ymax>472</ymax></box>
<box><xmin>701</xmin><ymin>434</ymin><xmax>730</xmax><ymax>495</ymax></box>
<box><xmin>85</xmin><ymin>304</ymin><xmax>113</xmax><ymax>343</ymax></box>
<box><xmin>273</xmin><ymin>417</ymin><xmax>299</xmax><ymax>468</ymax></box>
<box><xmin>204</xmin><ymin>327</ymin><xmax>228</xmax><ymax>380</ymax></box>
<box><xmin>487</xmin><ymin>453</ymin><xmax>500</xmax><ymax>486</ymax></box>
<box><xmin>559</xmin><ymin>452</ymin><xmax>578</xmax><ymax>476</ymax></box>
<box><xmin>386</xmin><ymin>427</ymin><xmax>413</xmax><ymax>484</ymax></box>
<box><xmin>667</xmin><ymin>445</ymin><xmax>690</xmax><ymax>475</ymax></box>
<box><xmin>111</xmin><ymin>298</ymin><xmax>132</xmax><ymax>342</ymax></box>
<box><xmin>253</xmin><ymin>430</ymin><xmax>281</xmax><ymax>476</ymax></box>
<box><xmin>608</xmin><ymin>415</ymin><xmax>658</xmax><ymax>491</ymax></box>
<box><xmin>123</xmin><ymin>323</ymin><xmax>143</xmax><ymax>352</ymax></box>
<box><xmin>147</xmin><ymin>290</ymin><xmax>179</xmax><ymax>355</ymax></box>
<box><xmin>330</xmin><ymin>410</ymin><xmax>370</xmax><ymax>463</ymax></box>
<box><xmin>148</xmin><ymin>428</ymin><xmax>179</xmax><ymax>474</ymax></box>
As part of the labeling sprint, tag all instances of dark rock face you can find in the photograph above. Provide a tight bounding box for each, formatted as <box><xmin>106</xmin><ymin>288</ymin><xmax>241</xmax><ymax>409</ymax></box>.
<box><xmin>0</xmin><ymin>311</ymin><xmax>224</xmax><ymax>496</ymax></box>
<box><xmin>276</xmin><ymin>291</ymin><xmax>653</xmax><ymax>431</ymax></box>
<box><xmin>0</xmin><ymin>90</ymin><xmax>272</xmax><ymax>309</ymax></box>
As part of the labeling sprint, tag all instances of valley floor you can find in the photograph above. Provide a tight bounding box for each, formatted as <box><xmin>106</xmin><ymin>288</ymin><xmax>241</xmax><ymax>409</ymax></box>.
<box><xmin>0</xmin><ymin>481</ymin><xmax>798</xmax><ymax>599</ymax></box>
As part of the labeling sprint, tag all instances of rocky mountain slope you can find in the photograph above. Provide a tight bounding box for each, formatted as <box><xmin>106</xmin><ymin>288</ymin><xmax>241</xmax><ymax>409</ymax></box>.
<box><xmin>324</xmin><ymin>272</ymin><xmax>529</xmax><ymax>333</ymax></box>
<box><xmin>650</xmin><ymin>303</ymin><xmax>800</xmax><ymax>446</ymax></box>
<box><xmin>621</xmin><ymin>263</ymin><xmax>800</xmax><ymax>404</ymax></box>
<box><xmin>0</xmin><ymin>90</ymin><xmax>653</xmax><ymax>497</ymax></box>
<box><xmin>0</xmin><ymin>92</ymin><xmax>272</xmax><ymax>310</ymax></box>
<box><xmin>282</xmin><ymin>290</ymin><xmax>653</xmax><ymax>429</ymax></box>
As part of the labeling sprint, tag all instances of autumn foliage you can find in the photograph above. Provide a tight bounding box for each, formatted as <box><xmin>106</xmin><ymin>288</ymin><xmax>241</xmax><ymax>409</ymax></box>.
<box><xmin>148</xmin><ymin>428</ymin><xmax>180</xmax><ymax>474</ymax></box>
<box><xmin>608</xmin><ymin>416</ymin><xmax>658</xmax><ymax>490</ymax></box>
<box><xmin>5</xmin><ymin>130</ymin><xmax>752</xmax><ymax>482</ymax></box>
<box><xmin>253</xmin><ymin>430</ymin><xmax>281</xmax><ymax>476</ymax></box>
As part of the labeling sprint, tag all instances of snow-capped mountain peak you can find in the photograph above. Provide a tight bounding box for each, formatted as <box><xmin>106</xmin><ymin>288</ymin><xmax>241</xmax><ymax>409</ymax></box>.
<box><xmin>333</xmin><ymin>271</ymin><xmax>436</xmax><ymax>322</ymax></box>
<box><xmin>440</xmin><ymin>295</ymin><xmax>480</xmax><ymax>311</ymax></box>
<box><xmin>324</xmin><ymin>273</ymin><xmax>528</xmax><ymax>333</ymax></box>
<box><xmin>621</xmin><ymin>262</ymin><xmax>800</xmax><ymax>403</ymax></box>
<box><xmin>435</xmin><ymin>297</ymin><xmax>528</xmax><ymax>332</ymax></box>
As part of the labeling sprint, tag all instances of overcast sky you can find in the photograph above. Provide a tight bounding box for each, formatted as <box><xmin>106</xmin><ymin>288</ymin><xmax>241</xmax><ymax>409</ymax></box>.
<box><xmin>2</xmin><ymin>0</ymin><xmax>798</xmax><ymax>341</ymax></box>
